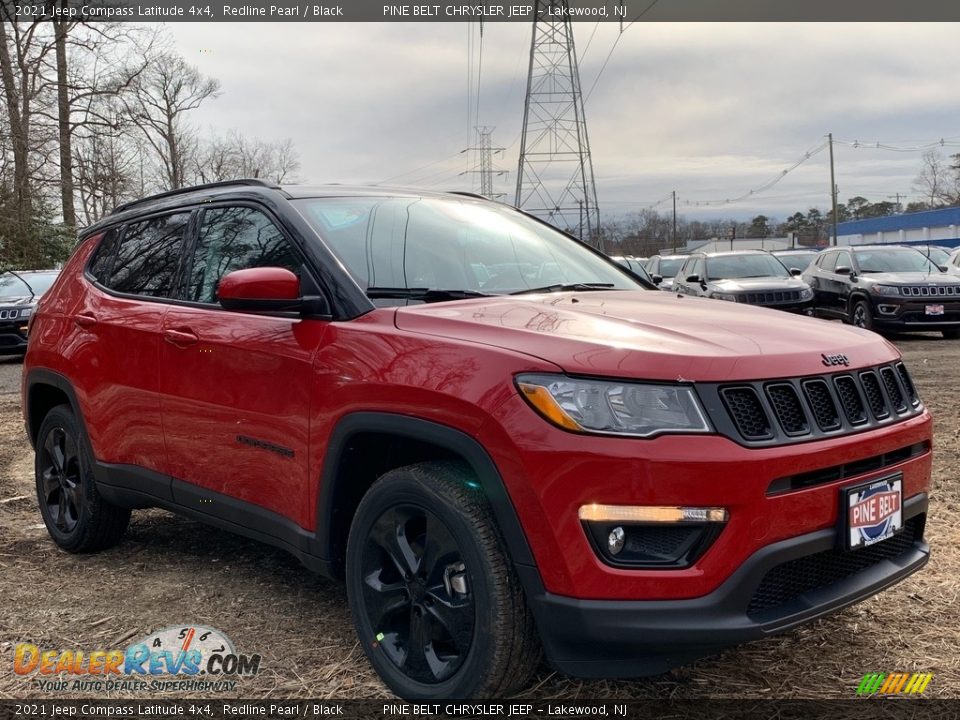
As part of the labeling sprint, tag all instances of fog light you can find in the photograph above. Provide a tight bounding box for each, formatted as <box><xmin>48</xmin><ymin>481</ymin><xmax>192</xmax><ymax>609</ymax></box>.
<box><xmin>607</xmin><ymin>526</ymin><xmax>625</xmax><ymax>555</ymax></box>
<box><xmin>878</xmin><ymin>305</ymin><xmax>898</xmax><ymax>315</ymax></box>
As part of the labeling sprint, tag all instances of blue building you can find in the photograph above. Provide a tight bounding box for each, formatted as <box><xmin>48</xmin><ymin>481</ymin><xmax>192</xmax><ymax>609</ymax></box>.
<box><xmin>836</xmin><ymin>206</ymin><xmax>960</xmax><ymax>248</ymax></box>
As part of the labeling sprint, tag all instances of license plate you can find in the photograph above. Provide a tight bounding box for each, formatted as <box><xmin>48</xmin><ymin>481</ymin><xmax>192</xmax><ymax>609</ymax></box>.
<box><xmin>925</xmin><ymin>304</ymin><xmax>945</xmax><ymax>316</ymax></box>
<box><xmin>844</xmin><ymin>475</ymin><xmax>903</xmax><ymax>550</ymax></box>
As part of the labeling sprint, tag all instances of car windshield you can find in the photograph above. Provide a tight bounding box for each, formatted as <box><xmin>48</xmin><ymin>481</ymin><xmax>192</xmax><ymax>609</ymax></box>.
<box><xmin>855</xmin><ymin>249</ymin><xmax>939</xmax><ymax>273</ymax></box>
<box><xmin>292</xmin><ymin>196</ymin><xmax>641</xmax><ymax>295</ymax></box>
<box><xmin>658</xmin><ymin>258</ymin><xmax>684</xmax><ymax>278</ymax></box>
<box><xmin>706</xmin><ymin>254</ymin><xmax>790</xmax><ymax>280</ymax></box>
<box><xmin>0</xmin><ymin>271</ymin><xmax>58</xmax><ymax>298</ymax></box>
<box><xmin>774</xmin><ymin>252</ymin><xmax>817</xmax><ymax>271</ymax></box>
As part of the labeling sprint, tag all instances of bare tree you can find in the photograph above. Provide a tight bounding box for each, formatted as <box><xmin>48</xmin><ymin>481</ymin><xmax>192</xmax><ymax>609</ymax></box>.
<box><xmin>190</xmin><ymin>130</ymin><xmax>301</xmax><ymax>185</ymax></box>
<box><xmin>913</xmin><ymin>148</ymin><xmax>957</xmax><ymax>207</ymax></box>
<box><xmin>124</xmin><ymin>52</ymin><xmax>220</xmax><ymax>190</ymax></box>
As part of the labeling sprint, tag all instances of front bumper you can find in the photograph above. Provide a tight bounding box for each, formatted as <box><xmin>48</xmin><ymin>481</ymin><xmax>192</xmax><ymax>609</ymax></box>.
<box><xmin>0</xmin><ymin>323</ymin><xmax>29</xmax><ymax>355</ymax></box>
<box><xmin>871</xmin><ymin>298</ymin><xmax>960</xmax><ymax>330</ymax></box>
<box><xmin>522</xmin><ymin>494</ymin><xmax>928</xmax><ymax>677</ymax></box>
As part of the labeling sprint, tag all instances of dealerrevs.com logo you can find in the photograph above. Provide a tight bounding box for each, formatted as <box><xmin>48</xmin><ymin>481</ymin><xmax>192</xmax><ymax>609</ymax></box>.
<box><xmin>14</xmin><ymin>625</ymin><xmax>260</xmax><ymax>692</ymax></box>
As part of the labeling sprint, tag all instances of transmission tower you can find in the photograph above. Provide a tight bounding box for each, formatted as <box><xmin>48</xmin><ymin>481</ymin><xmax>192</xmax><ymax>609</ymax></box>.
<box><xmin>515</xmin><ymin>1</ymin><xmax>602</xmax><ymax>250</ymax></box>
<box><xmin>462</xmin><ymin>126</ymin><xmax>507</xmax><ymax>200</ymax></box>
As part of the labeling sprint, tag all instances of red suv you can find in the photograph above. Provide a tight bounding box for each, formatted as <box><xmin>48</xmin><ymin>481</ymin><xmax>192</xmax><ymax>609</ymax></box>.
<box><xmin>23</xmin><ymin>180</ymin><xmax>932</xmax><ymax>699</ymax></box>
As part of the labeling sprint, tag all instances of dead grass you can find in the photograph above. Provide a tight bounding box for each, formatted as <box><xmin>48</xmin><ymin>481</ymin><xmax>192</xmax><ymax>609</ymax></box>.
<box><xmin>0</xmin><ymin>337</ymin><xmax>958</xmax><ymax>699</ymax></box>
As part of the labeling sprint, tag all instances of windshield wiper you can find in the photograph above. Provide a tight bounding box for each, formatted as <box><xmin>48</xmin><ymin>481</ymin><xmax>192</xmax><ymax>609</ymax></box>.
<box><xmin>366</xmin><ymin>287</ymin><xmax>493</xmax><ymax>302</ymax></box>
<box><xmin>509</xmin><ymin>282</ymin><xmax>616</xmax><ymax>295</ymax></box>
<box><xmin>5</xmin><ymin>270</ymin><xmax>36</xmax><ymax>300</ymax></box>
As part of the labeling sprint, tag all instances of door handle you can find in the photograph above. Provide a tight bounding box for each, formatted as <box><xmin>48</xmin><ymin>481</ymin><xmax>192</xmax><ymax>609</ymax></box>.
<box><xmin>73</xmin><ymin>313</ymin><xmax>97</xmax><ymax>328</ymax></box>
<box><xmin>163</xmin><ymin>328</ymin><xmax>199</xmax><ymax>347</ymax></box>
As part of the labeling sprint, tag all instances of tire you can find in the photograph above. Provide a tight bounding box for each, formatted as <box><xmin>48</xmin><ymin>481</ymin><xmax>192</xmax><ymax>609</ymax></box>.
<box><xmin>35</xmin><ymin>405</ymin><xmax>130</xmax><ymax>553</ymax></box>
<box><xmin>943</xmin><ymin>329</ymin><xmax>960</xmax><ymax>339</ymax></box>
<box><xmin>849</xmin><ymin>298</ymin><xmax>875</xmax><ymax>331</ymax></box>
<box><xmin>345</xmin><ymin>461</ymin><xmax>540</xmax><ymax>699</ymax></box>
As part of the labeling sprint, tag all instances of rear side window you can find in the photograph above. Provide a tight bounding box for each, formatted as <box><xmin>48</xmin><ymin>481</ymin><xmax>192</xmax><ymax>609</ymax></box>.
<box><xmin>105</xmin><ymin>213</ymin><xmax>191</xmax><ymax>297</ymax></box>
<box><xmin>87</xmin><ymin>228</ymin><xmax>121</xmax><ymax>283</ymax></box>
<box><xmin>187</xmin><ymin>206</ymin><xmax>301</xmax><ymax>304</ymax></box>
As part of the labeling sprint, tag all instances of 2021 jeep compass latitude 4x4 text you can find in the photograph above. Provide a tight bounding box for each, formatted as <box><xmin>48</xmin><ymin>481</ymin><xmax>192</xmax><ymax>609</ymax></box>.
<box><xmin>23</xmin><ymin>180</ymin><xmax>932</xmax><ymax>699</ymax></box>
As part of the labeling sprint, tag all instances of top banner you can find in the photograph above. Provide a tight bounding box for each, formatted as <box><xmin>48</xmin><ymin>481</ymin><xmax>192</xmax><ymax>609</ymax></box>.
<box><xmin>3</xmin><ymin>0</ymin><xmax>960</xmax><ymax>22</ymax></box>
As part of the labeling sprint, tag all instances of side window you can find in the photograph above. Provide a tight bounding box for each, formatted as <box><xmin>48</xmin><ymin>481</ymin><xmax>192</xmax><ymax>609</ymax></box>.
<box><xmin>835</xmin><ymin>251</ymin><xmax>851</xmax><ymax>271</ymax></box>
<box><xmin>107</xmin><ymin>213</ymin><xmax>190</xmax><ymax>297</ymax></box>
<box><xmin>87</xmin><ymin>227</ymin><xmax>122</xmax><ymax>283</ymax></box>
<box><xmin>694</xmin><ymin>257</ymin><xmax>705</xmax><ymax>278</ymax></box>
<box><xmin>188</xmin><ymin>206</ymin><xmax>301</xmax><ymax>305</ymax></box>
<box><xmin>820</xmin><ymin>251</ymin><xmax>838</xmax><ymax>272</ymax></box>
<box><xmin>677</xmin><ymin>258</ymin><xmax>693</xmax><ymax>280</ymax></box>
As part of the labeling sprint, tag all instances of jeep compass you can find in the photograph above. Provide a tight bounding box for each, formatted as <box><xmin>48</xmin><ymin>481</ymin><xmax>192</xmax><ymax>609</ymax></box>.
<box><xmin>23</xmin><ymin>180</ymin><xmax>932</xmax><ymax>699</ymax></box>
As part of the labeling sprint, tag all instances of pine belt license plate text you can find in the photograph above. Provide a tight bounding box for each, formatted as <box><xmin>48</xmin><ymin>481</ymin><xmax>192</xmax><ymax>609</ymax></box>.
<box><xmin>845</xmin><ymin>474</ymin><xmax>903</xmax><ymax>550</ymax></box>
<box><xmin>925</xmin><ymin>304</ymin><xmax>945</xmax><ymax>315</ymax></box>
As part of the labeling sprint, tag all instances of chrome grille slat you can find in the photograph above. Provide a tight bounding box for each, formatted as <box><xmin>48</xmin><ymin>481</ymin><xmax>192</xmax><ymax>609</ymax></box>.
<box><xmin>900</xmin><ymin>285</ymin><xmax>960</xmax><ymax>296</ymax></box>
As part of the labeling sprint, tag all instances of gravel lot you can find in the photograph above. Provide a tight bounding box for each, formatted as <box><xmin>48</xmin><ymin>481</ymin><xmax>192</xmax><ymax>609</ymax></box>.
<box><xmin>0</xmin><ymin>336</ymin><xmax>958</xmax><ymax>700</ymax></box>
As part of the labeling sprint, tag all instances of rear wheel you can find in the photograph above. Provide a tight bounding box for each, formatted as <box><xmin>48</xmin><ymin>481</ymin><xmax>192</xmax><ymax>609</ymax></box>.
<box><xmin>850</xmin><ymin>299</ymin><xmax>874</xmax><ymax>331</ymax></box>
<box><xmin>35</xmin><ymin>405</ymin><xmax>130</xmax><ymax>552</ymax></box>
<box><xmin>345</xmin><ymin>461</ymin><xmax>540</xmax><ymax>699</ymax></box>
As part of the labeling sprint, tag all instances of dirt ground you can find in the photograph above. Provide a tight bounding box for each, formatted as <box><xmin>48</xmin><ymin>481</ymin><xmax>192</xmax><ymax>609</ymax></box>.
<box><xmin>1</xmin><ymin>335</ymin><xmax>958</xmax><ymax>700</ymax></box>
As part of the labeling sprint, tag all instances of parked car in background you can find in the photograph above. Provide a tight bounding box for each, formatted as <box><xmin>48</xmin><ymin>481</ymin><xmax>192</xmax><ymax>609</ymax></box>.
<box><xmin>673</xmin><ymin>251</ymin><xmax>814</xmax><ymax>314</ymax></box>
<box><xmin>802</xmin><ymin>245</ymin><xmax>960</xmax><ymax>338</ymax></box>
<box><xmin>609</xmin><ymin>255</ymin><xmax>655</xmax><ymax>286</ymax></box>
<box><xmin>644</xmin><ymin>254</ymin><xmax>686</xmax><ymax>290</ymax></box>
<box><xmin>947</xmin><ymin>247</ymin><xmax>960</xmax><ymax>276</ymax></box>
<box><xmin>771</xmin><ymin>249</ymin><xmax>819</xmax><ymax>273</ymax></box>
<box><xmin>912</xmin><ymin>244</ymin><xmax>952</xmax><ymax>268</ymax></box>
<box><xmin>0</xmin><ymin>270</ymin><xmax>60</xmax><ymax>355</ymax></box>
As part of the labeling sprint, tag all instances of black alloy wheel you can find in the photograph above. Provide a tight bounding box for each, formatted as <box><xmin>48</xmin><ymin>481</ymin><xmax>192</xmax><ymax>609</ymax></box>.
<box><xmin>38</xmin><ymin>425</ymin><xmax>83</xmax><ymax>534</ymax></box>
<box><xmin>361</xmin><ymin>504</ymin><xmax>475</xmax><ymax>683</ymax></box>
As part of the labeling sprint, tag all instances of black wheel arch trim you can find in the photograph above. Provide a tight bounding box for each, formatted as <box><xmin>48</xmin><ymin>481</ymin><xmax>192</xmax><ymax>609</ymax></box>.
<box><xmin>316</xmin><ymin>412</ymin><xmax>538</xmax><ymax>574</ymax></box>
<box><xmin>24</xmin><ymin>369</ymin><xmax>90</xmax><ymax>452</ymax></box>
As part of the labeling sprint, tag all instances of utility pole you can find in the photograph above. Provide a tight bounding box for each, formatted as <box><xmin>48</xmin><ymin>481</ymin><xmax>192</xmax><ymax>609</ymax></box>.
<box><xmin>888</xmin><ymin>193</ymin><xmax>903</xmax><ymax>214</ymax></box>
<box><xmin>672</xmin><ymin>190</ymin><xmax>677</xmax><ymax>252</ymax></box>
<box><xmin>828</xmin><ymin>132</ymin><xmax>839</xmax><ymax>246</ymax></box>
<box><xmin>462</xmin><ymin>126</ymin><xmax>506</xmax><ymax>200</ymax></box>
<box><xmin>516</xmin><ymin>1</ymin><xmax>602</xmax><ymax>250</ymax></box>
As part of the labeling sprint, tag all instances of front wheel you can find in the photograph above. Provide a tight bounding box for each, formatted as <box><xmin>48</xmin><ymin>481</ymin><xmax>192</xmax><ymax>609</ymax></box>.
<box><xmin>35</xmin><ymin>405</ymin><xmax>130</xmax><ymax>552</ymax></box>
<box><xmin>850</xmin><ymin>299</ymin><xmax>875</xmax><ymax>331</ymax></box>
<box><xmin>345</xmin><ymin>461</ymin><xmax>540</xmax><ymax>699</ymax></box>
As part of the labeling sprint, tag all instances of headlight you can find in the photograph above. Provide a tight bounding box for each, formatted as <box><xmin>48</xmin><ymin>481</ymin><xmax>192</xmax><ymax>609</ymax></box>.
<box><xmin>19</xmin><ymin>307</ymin><xmax>33</xmax><ymax>318</ymax></box>
<box><xmin>710</xmin><ymin>292</ymin><xmax>738</xmax><ymax>302</ymax></box>
<box><xmin>872</xmin><ymin>285</ymin><xmax>901</xmax><ymax>296</ymax></box>
<box><xmin>799</xmin><ymin>287</ymin><xmax>814</xmax><ymax>300</ymax></box>
<box><xmin>515</xmin><ymin>374</ymin><xmax>711</xmax><ymax>437</ymax></box>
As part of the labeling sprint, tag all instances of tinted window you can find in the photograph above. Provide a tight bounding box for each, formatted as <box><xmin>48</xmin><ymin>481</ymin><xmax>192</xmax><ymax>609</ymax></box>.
<box><xmin>188</xmin><ymin>207</ymin><xmax>301</xmax><ymax>304</ymax></box>
<box><xmin>835</xmin><ymin>251</ymin><xmax>852</xmax><ymax>271</ymax></box>
<box><xmin>820</xmin><ymin>252</ymin><xmax>838</xmax><ymax>272</ymax></box>
<box><xmin>108</xmin><ymin>213</ymin><xmax>190</xmax><ymax>297</ymax></box>
<box><xmin>88</xmin><ymin>228</ymin><xmax>121</xmax><ymax>284</ymax></box>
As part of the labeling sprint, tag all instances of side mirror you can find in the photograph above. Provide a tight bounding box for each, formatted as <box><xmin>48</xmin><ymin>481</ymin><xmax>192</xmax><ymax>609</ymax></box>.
<box><xmin>652</xmin><ymin>274</ymin><xmax>663</xmax><ymax>285</ymax></box>
<box><xmin>218</xmin><ymin>267</ymin><xmax>304</xmax><ymax>312</ymax></box>
<box><xmin>835</xmin><ymin>266</ymin><xmax>852</xmax><ymax>276</ymax></box>
<box><xmin>685</xmin><ymin>273</ymin><xmax>701</xmax><ymax>284</ymax></box>
<box><xmin>938</xmin><ymin>264</ymin><xmax>948</xmax><ymax>272</ymax></box>
<box><xmin>790</xmin><ymin>267</ymin><xmax>802</xmax><ymax>276</ymax></box>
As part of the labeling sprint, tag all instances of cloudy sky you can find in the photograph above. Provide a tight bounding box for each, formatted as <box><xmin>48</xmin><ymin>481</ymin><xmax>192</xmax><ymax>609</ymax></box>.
<box><xmin>167</xmin><ymin>22</ymin><xmax>960</xmax><ymax>222</ymax></box>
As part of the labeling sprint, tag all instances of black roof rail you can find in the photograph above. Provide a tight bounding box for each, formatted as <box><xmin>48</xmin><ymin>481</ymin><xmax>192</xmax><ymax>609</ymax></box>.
<box><xmin>446</xmin><ymin>191</ymin><xmax>491</xmax><ymax>201</ymax></box>
<box><xmin>110</xmin><ymin>179</ymin><xmax>281</xmax><ymax>215</ymax></box>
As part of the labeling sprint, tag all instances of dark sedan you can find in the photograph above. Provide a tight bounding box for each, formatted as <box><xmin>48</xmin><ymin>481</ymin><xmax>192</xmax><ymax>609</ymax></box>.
<box><xmin>672</xmin><ymin>251</ymin><xmax>815</xmax><ymax>313</ymax></box>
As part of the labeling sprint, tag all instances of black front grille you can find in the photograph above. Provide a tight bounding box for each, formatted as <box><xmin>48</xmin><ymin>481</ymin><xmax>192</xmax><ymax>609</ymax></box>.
<box><xmin>834</xmin><ymin>375</ymin><xmax>867</xmax><ymax>425</ymax></box>
<box><xmin>743</xmin><ymin>290</ymin><xmax>802</xmax><ymax>305</ymax></box>
<box><xmin>706</xmin><ymin>361</ymin><xmax>922</xmax><ymax>446</ymax></box>
<box><xmin>860</xmin><ymin>371</ymin><xmax>889</xmax><ymax>420</ymax></box>
<box><xmin>900</xmin><ymin>285</ymin><xmax>960</xmax><ymax>296</ymax></box>
<box><xmin>802</xmin><ymin>379</ymin><xmax>841</xmax><ymax>431</ymax></box>
<box><xmin>880</xmin><ymin>367</ymin><xmax>907</xmax><ymax>413</ymax></box>
<box><xmin>721</xmin><ymin>387</ymin><xmax>772</xmax><ymax>440</ymax></box>
<box><xmin>765</xmin><ymin>384</ymin><xmax>808</xmax><ymax>435</ymax></box>
<box><xmin>747</xmin><ymin>517</ymin><xmax>922</xmax><ymax>616</ymax></box>
<box><xmin>896</xmin><ymin>363</ymin><xmax>919</xmax><ymax>406</ymax></box>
